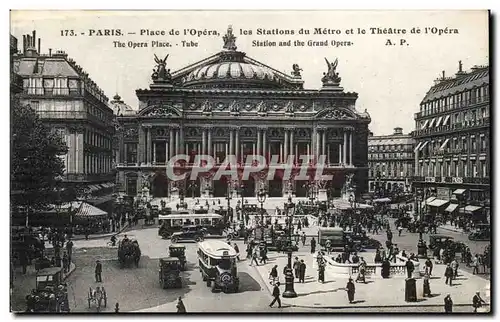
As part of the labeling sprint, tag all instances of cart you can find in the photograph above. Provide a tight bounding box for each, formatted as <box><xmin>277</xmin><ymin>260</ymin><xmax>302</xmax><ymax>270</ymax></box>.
<box><xmin>87</xmin><ymin>286</ymin><xmax>107</xmax><ymax>312</ymax></box>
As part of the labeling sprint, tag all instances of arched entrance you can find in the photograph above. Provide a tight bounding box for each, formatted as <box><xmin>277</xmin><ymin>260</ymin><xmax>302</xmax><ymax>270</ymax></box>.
<box><xmin>268</xmin><ymin>172</ymin><xmax>283</xmax><ymax>197</ymax></box>
<box><xmin>213</xmin><ymin>176</ymin><xmax>228</xmax><ymax>198</ymax></box>
<box><xmin>242</xmin><ymin>176</ymin><xmax>256</xmax><ymax>197</ymax></box>
<box><xmin>186</xmin><ymin>177</ymin><xmax>201</xmax><ymax>198</ymax></box>
<box><xmin>152</xmin><ymin>172</ymin><xmax>169</xmax><ymax>197</ymax></box>
<box><xmin>125</xmin><ymin>172</ymin><xmax>138</xmax><ymax>196</ymax></box>
<box><xmin>387</xmin><ymin>182</ymin><xmax>392</xmax><ymax>192</ymax></box>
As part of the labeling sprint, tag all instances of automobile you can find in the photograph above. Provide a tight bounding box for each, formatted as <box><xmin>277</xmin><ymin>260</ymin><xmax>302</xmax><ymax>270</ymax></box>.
<box><xmin>318</xmin><ymin>227</ymin><xmax>363</xmax><ymax>252</ymax></box>
<box><xmin>169</xmin><ymin>244</ymin><xmax>187</xmax><ymax>270</ymax></box>
<box><xmin>428</xmin><ymin>234</ymin><xmax>466</xmax><ymax>253</ymax></box>
<box><xmin>170</xmin><ymin>225</ymin><xmax>206</xmax><ymax>243</ymax></box>
<box><xmin>468</xmin><ymin>224</ymin><xmax>491</xmax><ymax>241</ymax></box>
<box><xmin>158</xmin><ymin>257</ymin><xmax>182</xmax><ymax>289</ymax></box>
<box><xmin>36</xmin><ymin>267</ymin><xmax>63</xmax><ymax>291</ymax></box>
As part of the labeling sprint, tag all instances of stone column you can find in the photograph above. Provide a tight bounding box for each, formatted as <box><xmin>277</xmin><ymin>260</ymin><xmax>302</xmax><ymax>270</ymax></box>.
<box><xmin>146</xmin><ymin>126</ymin><xmax>152</xmax><ymax>164</ymax></box>
<box><xmin>76</xmin><ymin>129</ymin><xmax>84</xmax><ymax>173</ymax></box>
<box><xmin>262</xmin><ymin>130</ymin><xmax>267</xmax><ymax>160</ymax></box>
<box><xmin>284</xmin><ymin>129</ymin><xmax>289</xmax><ymax>161</ymax></box>
<box><xmin>235</xmin><ymin>128</ymin><xmax>240</xmax><ymax>162</ymax></box>
<box><xmin>307</xmin><ymin>144</ymin><xmax>310</xmax><ymax>158</ymax></box>
<box><xmin>349</xmin><ymin>131</ymin><xmax>353</xmax><ymax>166</ymax></box>
<box><xmin>312</xmin><ymin>127</ymin><xmax>317</xmax><ymax>160</ymax></box>
<box><xmin>202</xmin><ymin>128</ymin><xmax>207</xmax><ymax>155</ymax></box>
<box><xmin>165</xmin><ymin>140</ymin><xmax>169</xmax><ymax>163</ymax></box>
<box><xmin>322</xmin><ymin>130</ymin><xmax>326</xmax><ymax>157</ymax></box>
<box><xmin>252</xmin><ymin>143</ymin><xmax>256</xmax><ymax>157</ymax></box>
<box><xmin>343</xmin><ymin>131</ymin><xmax>347</xmax><ymax>164</ymax></box>
<box><xmin>316</xmin><ymin>130</ymin><xmax>321</xmax><ymax>161</ymax></box>
<box><xmin>179</xmin><ymin>127</ymin><xmax>184</xmax><ymax>154</ymax></box>
<box><xmin>153</xmin><ymin>142</ymin><xmax>157</xmax><ymax>164</ymax></box>
<box><xmin>175</xmin><ymin>129</ymin><xmax>179</xmax><ymax>155</ymax></box>
<box><xmin>289</xmin><ymin>129</ymin><xmax>294</xmax><ymax>163</ymax></box>
<box><xmin>229</xmin><ymin>128</ymin><xmax>234</xmax><ymax>156</ymax></box>
<box><xmin>339</xmin><ymin>143</ymin><xmax>342</xmax><ymax>164</ymax></box>
<box><xmin>169</xmin><ymin>128</ymin><xmax>174</xmax><ymax>159</ymax></box>
<box><xmin>225</xmin><ymin>143</ymin><xmax>229</xmax><ymax>157</ymax></box>
<box><xmin>138</xmin><ymin>125</ymin><xmax>145</xmax><ymax>164</ymax></box>
<box><xmin>257</xmin><ymin>129</ymin><xmax>261</xmax><ymax>157</ymax></box>
<box><xmin>280</xmin><ymin>143</ymin><xmax>283</xmax><ymax>162</ymax></box>
<box><xmin>124</xmin><ymin>143</ymin><xmax>128</xmax><ymax>164</ymax></box>
<box><xmin>207</xmin><ymin>128</ymin><xmax>212</xmax><ymax>157</ymax></box>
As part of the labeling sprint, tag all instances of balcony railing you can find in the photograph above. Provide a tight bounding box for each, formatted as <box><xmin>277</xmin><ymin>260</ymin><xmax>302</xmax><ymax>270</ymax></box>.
<box><xmin>414</xmin><ymin>117</ymin><xmax>489</xmax><ymax>137</ymax></box>
<box><xmin>415</xmin><ymin>95</ymin><xmax>490</xmax><ymax>119</ymax></box>
<box><xmin>412</xmin><ymin>176</ymin><xmax>489</xmax><ymax>185</ymax></box>
<box><xmin>63</xmin><ymin>173</ymin><xmax>115</xmax><ymax>182</ymax></box>
<box><xmin>23</xmin><ymin>87</ymin><xmax>83</xmax><ymax>97</ymax></box>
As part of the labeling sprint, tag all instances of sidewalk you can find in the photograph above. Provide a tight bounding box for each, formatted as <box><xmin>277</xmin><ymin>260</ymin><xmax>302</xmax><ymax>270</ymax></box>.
<box><xmin>438</xmin><ymin>224</ymin><xmax>467</xmax><ymax>234</ymax></box>
<box><xmin>252</xmin><ymin>251</ymin><xmax>490</xmax><ymax>310</ymax></box>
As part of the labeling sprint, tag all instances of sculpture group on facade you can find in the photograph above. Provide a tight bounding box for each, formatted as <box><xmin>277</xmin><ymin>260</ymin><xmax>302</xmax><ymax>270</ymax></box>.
<box><xmin>223</xmin><ymin>25</ymin><xmax>237</xmax><ymax>51</ymax></box>
<box><xmin>291</xmin><ymin>64</ymin><xmax>302</xmax><ymax>77</ymax></box>
<box><xmin>321</xmin><ymin>57</ymin><xmax>342</xmax><ymax>85</ymax></box>
<box><xmin>152</xmin><ymin>54</ymin><xmax>172</xmax><ymax>82</ymax></box>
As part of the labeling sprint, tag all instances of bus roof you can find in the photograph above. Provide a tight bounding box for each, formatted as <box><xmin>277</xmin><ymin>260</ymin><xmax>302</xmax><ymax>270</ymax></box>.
<box><xmin>198</xmin><ymin>240</ymin><xmax>237</xmax><ymax>258</ymax></box>
<box><xmin>158</xmin><ymin>213</ymin><xmax>223</xmax><ymax>220</ymax></box>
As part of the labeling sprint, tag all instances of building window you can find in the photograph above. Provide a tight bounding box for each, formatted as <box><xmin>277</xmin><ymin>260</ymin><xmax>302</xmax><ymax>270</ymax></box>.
<box><xmin>455</xmin><ymin>162</ymin><xmax>459</xmax><ymax>177</ymax></box>
<box><xmin>471</xmin><ymin>136</ymin><xmax>477</xmax><ymax>152</ymax></box>
<box><xmin>464</xmin><ymin>162</ymin><xmax>468</xmax><ymax>177</ymax></box>
<box><xmin>472</xmin><ymin>163</ymin><xmax>477</xmax><ymax>178</ymax></box>
<box><xmin>30</xmin><ymin>100</ymin><xmax>40</xmax><ymax>111</ymax></box>
<box><xmin>462</xmin><ymin>138</ymin><xmax>468</xmax><ymax>152</ymax></box>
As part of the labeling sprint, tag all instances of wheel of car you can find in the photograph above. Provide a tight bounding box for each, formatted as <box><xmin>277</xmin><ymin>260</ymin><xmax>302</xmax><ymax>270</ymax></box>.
<box><xmin>355</xmin><ymin>244</ymin><xmax>362</xmax><ymax>252</ymax></box>
<box><xmin>171</xmin><ymin>237</ymin><xmax>178</xmax><ymax>243</ymax></box>
<box><xmin>227</xmin><ymin>234</ymin><xmax>233</xmax><ymax>241</ymax></box>
<box><xmin>206</xmin><ymin>279</ymin><xmax>211</xmax><ymax>287</ymax></box>
<box><xmin>195</xmin><ymin>236</ymin><xmax>201</xmax><ymax>242</ymax></box>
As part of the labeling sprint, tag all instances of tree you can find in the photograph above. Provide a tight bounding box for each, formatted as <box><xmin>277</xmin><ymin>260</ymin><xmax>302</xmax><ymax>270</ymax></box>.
<box><xmin>11</xmin><ymin>99</ymin><xmax>68</xmax><ymax>213</ymax></box>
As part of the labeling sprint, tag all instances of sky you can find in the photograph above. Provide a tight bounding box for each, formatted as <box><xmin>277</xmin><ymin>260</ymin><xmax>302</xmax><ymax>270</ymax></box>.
<box><xmin>10</xmin><ymin>10</ymin><xmax>489</xmax><ymax>136</ymax></box>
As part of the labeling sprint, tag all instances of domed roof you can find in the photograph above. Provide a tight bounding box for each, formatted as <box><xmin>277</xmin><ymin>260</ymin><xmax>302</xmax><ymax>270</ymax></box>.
<box><xmin>187</xmin><ymin>62</ymin><xmax>276</xmax><ymax>82</ymax></box>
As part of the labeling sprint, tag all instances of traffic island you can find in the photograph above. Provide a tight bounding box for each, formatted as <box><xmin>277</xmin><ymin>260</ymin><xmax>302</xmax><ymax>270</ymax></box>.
<box><xmin>252</xmin><ymin>251</ymin><xmax>490</xmax><ymax>310</ymax></box>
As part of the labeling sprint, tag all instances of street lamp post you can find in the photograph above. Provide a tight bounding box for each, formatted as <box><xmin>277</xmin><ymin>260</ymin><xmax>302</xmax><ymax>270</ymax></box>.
<box><xmin>257</xmin><ymin>188</ymin><xmax>267</xmax><ymax>240</ymax></box>
<box><xmin>238</xmin><ymin>183</ymin><xmax>245</xmax><ymax>222</ymax></box>
<box><xmin>416</xmin><ymin>189</ymin><xmax>427</xmax><ymax>258</ymax></box>
<box><xmin>283</xmin><ymin>196</ymin><xmax>297</xmax><ymax>298</ymax></box>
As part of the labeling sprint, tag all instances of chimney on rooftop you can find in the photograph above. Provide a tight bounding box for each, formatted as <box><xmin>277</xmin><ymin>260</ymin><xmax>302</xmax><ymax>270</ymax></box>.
<box><xmin>393</xmin><ymin>127</ymin><xmax>403</xmax><ymax>135</ymax></box>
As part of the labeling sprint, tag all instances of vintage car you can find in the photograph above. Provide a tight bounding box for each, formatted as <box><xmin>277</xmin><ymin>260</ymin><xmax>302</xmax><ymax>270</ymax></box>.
<box><xmin>468</xmin><ymin>224</ymin><xmax>491</xmax><ymax>241</ymax></box>
<box><xmin>428</xmin><ymin>234</ymin><xmax>466</xmax><ymax>253</ymax></box>
<box><xmin>169</xmin><ymin>244</ymin><xmax>187</xmax><ymax>270</ymax></box>
<box><xmin>198</xmin><ymin>240</ymin><xmax>239</xmax><ymax>293</ymax></box>
<box><xmin>318</xmin><ymin>227</ymin><xmax>363</xmax><ymax>252</ymax></box>
<box><xmin>170</xmin><ymin>225</ymin><xmax>206</xmax><ymax>243</ymax></box>
<box><xmin>118</xmin><ymin>239</ymin><xmax>141</xmax><ymax>268</ymax></box>
<box><xmin>158</xmin><ymin>257</ymin><xmax>182</xmax><ymax>289</ymax></box>
<box><xmin>25</xmin><ymin>267</ymin><xmax>68</xmax><ymax>312</ymax></box>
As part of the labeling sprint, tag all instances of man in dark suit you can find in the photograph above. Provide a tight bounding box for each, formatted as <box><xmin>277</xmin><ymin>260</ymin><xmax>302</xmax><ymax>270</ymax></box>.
<box><xmin>95</xmin><ymin>260</ymin><xmax>102</xmax><ymax>282</ymax></box>
<box><xmin>269</xmin><ymin>282</ymin><xmax>282</xmax><ymax>308</ymax></box>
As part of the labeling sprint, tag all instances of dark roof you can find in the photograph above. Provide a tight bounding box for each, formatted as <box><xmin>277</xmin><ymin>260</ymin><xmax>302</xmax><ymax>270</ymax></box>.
<box><xmin>15</xmin><ymin>57</ymin><xmax>79</xmax><ymax>77</ymax></box>
<box><xmin>421</xmin><ymin>66</ymin><xmax>489</xmax><ymax>103</ymax></box>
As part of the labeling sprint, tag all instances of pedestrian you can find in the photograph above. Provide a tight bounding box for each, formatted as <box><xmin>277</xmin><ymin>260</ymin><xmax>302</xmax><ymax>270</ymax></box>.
<box><xmin>450</xmin><ymin>259</ymin><xmax>459</xmax><ymax>278</ymax></box>
<box><xmin>423</xmin><ymin>272</ymin><xmax>431</xmax><ymax>297</ymax></box>
<box><xmin>472</xmin><ymin>255</ymin><xmax>479</xmax><ymax>275</ymax></box>
<box><xmin>95</xmin><ymin>260</ymin><xmax>102</xmax><ymax>283</ymax></box>
<box><xmin>405</xmin><ymin>258</ymin><xmax>415</xmax><ymax>279</ymax></box>
<box><xmin>425</xmin><ymin>258</ymin><xmax>433</xmax><ymax>276</ymax></box>
<box><xmin>233</xmin><ymin>243</ymin><xmax>240</xmax><ymax>261</ymax></box>
<box><xmin>356</xmin><ymin>258</ymin><xmax>366</xmax><ymax>283</ymax></box>
<box><xmin>176</xmin><ymin>297</ymin><xmax>186</xmax><ymax>313</ymax></box>
<box><xmin>444</xmin><ymin>264</ymin><xmax>453</xmax><ymax>286</ymax></box>
<box><xmin>325</xmin><ymin>239</ymin><xmax>332</xmax><ymax>255</ymax></box>
<box><xmin>293</xmin><ymin>257</ymin><xmax>300</xmax><ymax>279</ymax></box>
<box><xmin>346</xmin><ymin>278</ymin><xmax>356</xmax><ymax>304</ymax></box>
<box><xmin>301</xmin><ymin>232</ymin><xmax>306</xmax><ymax>246</ymax></box>
<box><xmin>114</xmin><ymin>302</ymin><xmax>120</xmax><ymax>313</ymax></box>
<box><xmin>259</xmin><ymin>245</ymin><xmax>268</xmax><ymax>264</ymax></box>
<box><xmin>374</xmin><ymin>249</ymin><xmax>382</xmax><ymax>263</ymax></box>
<box><xmin>269</xmin><ymin>282</ymin><xmax>282</xmax><ymax>308</ymax></box>
<box><xmin>472</xmin><ymin>291</ymin><xmax>486</xmax><ymax>313</ymax></box>
<box><xmin>65</xmin><ymin>239</ymin><xmax>73</xmax><ymax>263</ymax></box>
<box><xmin>310</xmin><ymin>237</ymin><xmax>316</xmax><ymax>253</ymax></box>
<box><xmin>444</xmin><ymin>294</ymin><xmax>453</xmax><ymax>313</ymax></box>
<box><xmin>318</xmin><ymin>259</ymin><xmax>325</xmax><ymax>283</ymax></box>
<box><xmin>62</xmin><ymin>252</ymin><xmax>69</xmax><ymax>273</ymax></box>
<box><xmin>299</xmin><ymin>259</ymin><xmax>306</xmax><ymax>283</ymax></box>
<box><xmin>269</xmin><ymin>265</ymin><xmax>279</xmax><ymax>285</ymax></box>
<box><xmin>250</xmin><ymin>247</ymin><xmax>259</xmax><ymax>266</ymax></box>
<box><xmin>398</xmin><ymin>225</ymin><xmax>403</xmax><ymax>237</ymax></box>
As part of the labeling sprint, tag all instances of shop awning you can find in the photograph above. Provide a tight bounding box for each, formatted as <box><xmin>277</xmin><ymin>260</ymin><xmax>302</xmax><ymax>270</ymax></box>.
<box><xmin>427</xmin><ymin>199</ymin><xmax>449</xmax><ymax>207</ymax></box>
<box><xmin>435</xmin><ymin>116</ymin><xmax>443</xmax><ymax>127</ymax></box>
<box><xmin>420</xmin><ymin>120</ymin><xmax>429</xmax><ymax>130</ymax></box>
<box><xmin>419</xmin><ymin>141</ymin><xmax>429</xmax><ymax>151</ymax></box>
<box><xmin>373</xmin><ymin>197</ymin><xmax>391</xmax><ymax>203</ymax></box>
<box><xmin>75</xmin><ymin>202</ymin><xmax>108</xmax><ymax>217</ymax></box>
<box><xmin>428</xmin><ymin>118</ymin><xmax>436</xmax><ymax>127</ymax></box>
<box><xmin>425</xmin><ymin>196</ymin><xmax>436</xmax><ymax>204</ymax></box>
<box><xmin>443</xmin><ymin>115</ymin><xmax>451</xmax><ymax>125</ymax></box>
<box><xmin>439</xmin><ymin>138</ymin><xmax>450</xmax><ymax>150</ymax></box>
<box><xmin>445</xmin><ymin>204</ymin><xmax>459</xmax><ymax>213</ymax></box>
<box><xmin>463</xmin><ymin>205</ymin><xmax>483</xmax><ymax>214</ymax></box>
<box><xmin>453</xmin><ymin>189</ymin><xmax>466</xmax><ymax>195</ymax></box>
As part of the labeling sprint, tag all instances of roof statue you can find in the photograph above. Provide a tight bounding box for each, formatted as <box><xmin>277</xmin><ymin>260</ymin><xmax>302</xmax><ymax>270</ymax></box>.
<box><xmin>291</xmin><ymin>64</ymin><xmax>302</xmax><ymax>77</ymax></box>
<box><xmin>223</xmin><ymin>25</ymin><xmax>237</xmax><ymax>51</ymax></box>
<box><xmin>321</xmin><ymin>57</ymin><xmax>342</xmax><ymax>85</ymax></box>
<box><xmin>152</xmin><ymin>54</ymin><xmax>172</xmax><ymax>82</ymax></box>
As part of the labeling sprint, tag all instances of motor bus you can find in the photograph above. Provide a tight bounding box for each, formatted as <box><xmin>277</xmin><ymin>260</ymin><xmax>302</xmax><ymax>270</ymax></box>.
<box><xmin>197</xmin><ymin>240</ymin><xmax>239</xmax><ymax>293</ymax></box>
<box><xmin>158</xmin><ymin>213</ymin><xmax>225</xmax><ymax>238</ymax></box>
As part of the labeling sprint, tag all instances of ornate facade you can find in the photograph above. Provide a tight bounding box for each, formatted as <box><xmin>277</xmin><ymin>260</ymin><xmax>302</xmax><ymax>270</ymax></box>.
<box><xmin>412</xmin><ymin>62</ymin><xmax>490</xmax><ymax>206</ymax></box>
<box><xmin>368</xmin><ymin>127</ymin><xmax>415</xmax><ymax>194</ymax></box>
<box><xmin>13</xmin><ymin>31</ymin><xmax>116</xmax><ymax>209</ymax></box>
<box><xmin>116</xmin><ymin>26</ymin><xmax>371</xmax><ymax>199</ymax></box>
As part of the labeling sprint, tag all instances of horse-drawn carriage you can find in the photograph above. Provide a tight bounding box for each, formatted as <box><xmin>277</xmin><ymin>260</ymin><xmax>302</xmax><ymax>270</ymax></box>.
<box><xmin>87</xmin><ymin>286</ymin><xmax>107</xmax><ymax>311</ymax></box>
<box><xmin>118</xmin><ymin>239</ymin><xmax>141</xmax><ymax>268</ymax></box>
